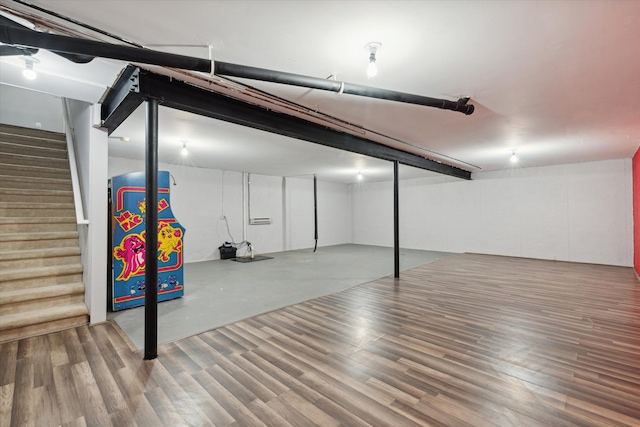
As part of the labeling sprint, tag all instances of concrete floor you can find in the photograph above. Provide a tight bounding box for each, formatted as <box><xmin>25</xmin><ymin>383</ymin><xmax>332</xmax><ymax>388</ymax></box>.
<box><xmin>108</xmin><ymin>244</ymin><xmax>454</xmax><ymax>349</ymax></box>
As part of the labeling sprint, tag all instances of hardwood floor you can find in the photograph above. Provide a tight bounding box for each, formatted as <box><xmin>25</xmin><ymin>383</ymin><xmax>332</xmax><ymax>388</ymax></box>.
<box><xmin>1</xmin><ymin>253</ymin><xmax>639</xmax><ymax>426</ymax></box>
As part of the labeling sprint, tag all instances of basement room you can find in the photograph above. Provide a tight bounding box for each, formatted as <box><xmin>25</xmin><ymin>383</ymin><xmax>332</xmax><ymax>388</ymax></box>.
<box><xmin>0</xmin><ymin>1</ymin><xmax>638</xmax><ymax>426</ymax></box>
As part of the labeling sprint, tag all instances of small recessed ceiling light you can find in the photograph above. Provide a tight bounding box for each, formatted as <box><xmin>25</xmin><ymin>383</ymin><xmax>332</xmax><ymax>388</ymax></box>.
<box><xmin>181</xmin><ymin>141</ymin><xmax>188</xmax><ymax>156</ymax></box>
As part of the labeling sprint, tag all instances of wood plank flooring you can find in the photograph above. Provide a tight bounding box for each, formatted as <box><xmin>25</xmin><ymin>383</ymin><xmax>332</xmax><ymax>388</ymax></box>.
<box><xmin>1</xmin><ymin>253</ymin><xmax>639</xmax><ymax>426</ymax></box>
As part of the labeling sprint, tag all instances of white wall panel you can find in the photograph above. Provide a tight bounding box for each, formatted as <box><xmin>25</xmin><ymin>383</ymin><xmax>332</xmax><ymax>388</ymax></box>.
<box><xmin>351</xmin><ymin>181</ymin><xmax>393</xmax><ymax>247</ymax></box>
<box><xmin>353</xmin><ymin>159</ymin><xmax>632</xmax><ymax>267</ymax></box>
<box><xmin>516</xmin><ymin>174</ymin><xmax>569</xmax><ymax>261</ymax></box>
<box><xmin>246</xmin><ymin>173</ymin><xmax>284</xmax><ymax>255</ymax></box>
<box><xmin>0</xmin><ymin>84</ymin><xmax>63</xmax><ymax>132</ymax></box>
<box><xmin>285</xmin><ymin>178</ymin><xmax>315</xmax><ymax>250</ymax></box>
<box><xmin>317</xmin><ymin>179</ymin><xmax>352</xmax><ymax>247</ymax></box>
<box><xmin>68</xmin><ymin>101</ymin><xmax>108</xmax><ymax>323</ymax></box>
<box><xmin>565</xmin><ymin>161</ymin><xmax>632</xmax><ymax>265</ymax></box>
<box><xmin>109</xmin><ymin>158</ymin><xmax>351</xmax><ymax>261</ymax></box>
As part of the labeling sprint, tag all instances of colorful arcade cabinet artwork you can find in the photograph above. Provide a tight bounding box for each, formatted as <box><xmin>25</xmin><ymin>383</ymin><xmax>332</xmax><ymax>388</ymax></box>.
<box><xmin>110</xmin><ymin>171</ymin><xmax>185</xmax><ymax>311</ymax></box>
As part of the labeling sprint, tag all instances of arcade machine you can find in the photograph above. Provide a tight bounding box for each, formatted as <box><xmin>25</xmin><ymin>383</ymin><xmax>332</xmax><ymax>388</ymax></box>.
<box><xmin>109</xmin><ymin>171</ymin><xmax>185</xmax><ymax>311</ymax></box>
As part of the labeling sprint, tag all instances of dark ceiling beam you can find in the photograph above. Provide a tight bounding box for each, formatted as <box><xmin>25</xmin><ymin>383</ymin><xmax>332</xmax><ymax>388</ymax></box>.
<box><xmin>0</xmin><ymin>23</ymin><xmax>473</xmax><ymax>115</ymax></box>
<box><xmin>101</xmin><ymin>66</ymin><xmax>144</xmax><ymax>131</ymax></box>
<box><xmin>102</xmin><ymin>67</ymin><xmax>471</xmax><ymax>180</ymax></box>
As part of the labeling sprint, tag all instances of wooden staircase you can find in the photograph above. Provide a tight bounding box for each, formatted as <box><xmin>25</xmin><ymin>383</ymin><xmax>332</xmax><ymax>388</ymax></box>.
<box><xmin>0</xmin><ymin>123</ymin><xmax>89</xmax><ymax>343</ymax></box>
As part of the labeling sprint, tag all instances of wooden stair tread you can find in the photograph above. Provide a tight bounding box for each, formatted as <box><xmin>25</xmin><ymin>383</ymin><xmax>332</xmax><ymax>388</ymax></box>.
<box><xmin>0</xmin><ymin>151</ymin><xmax>69</xmax><ymax>165</ymax></box>
<box><xmin>0</xmin><ymin>303</ymin><xmax>88</xmax><ymax>331</ymax></box>
<box><xmin>0</xmin><ymin>230</ymin><xmax>79</xmax><ymax>242</ymax></box>
<box><xmin>0</xmin><ymin>124</ymin><xmax>66</xmax><ymax>140</ymax></box>
<box><xmin>0</xmin><ymin>161</ymin><xmax>72</xmax><ymax>173</ymax></box>
<box><xmin>0</xmin><ymin>124</ymin><xmax>87</xmax><ymax>343</ymax></box>
<box><xmin>0</xmin><ymin>139</ymin><xmax>67</xmax><ymax>152</ymax></box>
<box><xmin>0</xmin><ymin>282</ymin><xmax>85</xmax><ymax>304</ymax></box>
<box><xmin>0</xmin><ymin>201</ymin><xmax>75</xmax><ymax>209</ymax></box>
<box><xmin>0</xmin><ymin>263</ymin><xmax>83</xmax><ymax>282</ymax></box>
<box><xmin>0</xmin><ymin>188</ymin><xmax>73</xmax><ymax>196</ymax></box>
<box><xmin>1</xmin><ymin>247</ymin><xmax>81</xmax><ymax>261</ymax></box>
<box><xmin>0</xmin><ymin>217</ymin><xmax>76</xmax><ymax>224</ymax></box>
<box><xmin>0</xmin><ymin>174</ymin><xmax>71</xmax><ymax>184</ymax></box>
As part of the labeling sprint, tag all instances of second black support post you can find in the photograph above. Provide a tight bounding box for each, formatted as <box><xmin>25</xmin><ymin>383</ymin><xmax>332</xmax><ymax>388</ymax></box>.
<box><xmin>394</xmin><ymin>160</ymin><xmax>400</xmax><ymax>278</ymax></box>
<box><xmin>144</xmin><ymin>98</ymin><xmax>159</xmax><ymax>360</ymax></box>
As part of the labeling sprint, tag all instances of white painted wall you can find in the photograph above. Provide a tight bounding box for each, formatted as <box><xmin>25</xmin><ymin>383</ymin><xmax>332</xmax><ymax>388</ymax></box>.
<box><xmin>284</xmin><ymin>177</ymin><xmax>352</xmax><ymax>250</ymax></box>
<box><xmin>0</xmin><ymin>84</ymin><xmax>63</xmax><ymax>132</ymax></box>
<box><xmin>352</xmin><ymin>159</ymin><xmax>633</xmax><ymax>267</ymax></box>
<box><xmin>108</xmin><ymin>158</ymin><xmax>352</xmax><ymax>262</ymax></box>
<box><xmin>67</xmin><ymin>101</ymin><xmax>109</xmax><ymax>323</ymax></box>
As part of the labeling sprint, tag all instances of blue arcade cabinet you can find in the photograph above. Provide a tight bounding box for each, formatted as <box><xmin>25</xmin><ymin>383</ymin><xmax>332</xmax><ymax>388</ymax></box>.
<box><xmin>110</xmin><ymin>171</ymin><xmax>186</xmax><ymax>311</ymax></box>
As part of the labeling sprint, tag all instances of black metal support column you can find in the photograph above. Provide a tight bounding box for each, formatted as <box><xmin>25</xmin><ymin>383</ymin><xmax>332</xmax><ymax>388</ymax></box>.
<box><xmin>394</xmin><ymin>160</ymin><xmax>400</xmax><ymax>279</ymax></box>
<box><xmin>144</xmin><ymin>98</ymin><xmax>159</xmax><ymax>360</ymax></box>
<box><xmin>313</xmin><ymin>175</ymin><xmax>318</xmax><ymax>253</ymax></box>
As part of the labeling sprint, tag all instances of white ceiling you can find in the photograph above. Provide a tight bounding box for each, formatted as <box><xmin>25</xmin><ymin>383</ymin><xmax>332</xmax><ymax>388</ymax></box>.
<box><xmin>1</xmin><ymin>0</ymin><xmax>639</xmax><ymax>182</ymax></box>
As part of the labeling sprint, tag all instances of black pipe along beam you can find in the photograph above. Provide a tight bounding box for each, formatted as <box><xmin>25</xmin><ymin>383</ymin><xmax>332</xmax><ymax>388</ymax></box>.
<box><xmin>0</xmin><ymin>24</ymin><xmax>474</xmax><ymax>115</ymax></box>
<box><xmin>0</xmin><ymin>24</ymin><xmax>211</xmax><ymax>71</ymax></box>
<box><xmin>214</xmin><ymin>62</ymin><xmax>474</xmax><ymax>115</ymax></box>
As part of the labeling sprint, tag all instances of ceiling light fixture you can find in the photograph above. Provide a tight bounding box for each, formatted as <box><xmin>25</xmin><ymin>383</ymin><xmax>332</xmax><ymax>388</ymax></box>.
<box><xmin>181</xmin><ymin>141</ymin><xmax>188</xmax><ymax>156</ymax></box>
<box><xmin>22</xmin><ymin>57</ymin><xmax>38</xmax><ymax>80</ymax></box>
<box><xmin>510</xmin><ymin>150</ymin><xmax>518</xmax><ymax>163</ymax></box>
<box><xmin>357</xmin><ymin>171</ymin><xmax>363</xmax><ymax>181</ymax></box>
<box><xmin>365</xmin><ymin>42</ymin><xmax>381</xmax><ymax>79</ymax></box>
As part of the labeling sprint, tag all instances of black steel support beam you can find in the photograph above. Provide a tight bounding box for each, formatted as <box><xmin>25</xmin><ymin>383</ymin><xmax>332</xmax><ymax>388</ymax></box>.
<box><xmin>101</xmin><ymin>66</ymin><xmax>144</xmax><ymax>132</ymax></box>
<box><xmin>144</xmin><ymin>99</ymin><xmax>159</xmax><ymax>360</ymax></box>
<box><xmin>394</xmin><ymin>160</ymin><xmax>400</xmax><ymax>279</ymax></box>
<box><xmin>0</xmin><ymin>24</ymin><xmax>210</xmax><ymax>71</ymax></box>
<box><xmin>110</xmin><ymin>68</ymin><xmax>470</xmax><ymax>180</ymax></box>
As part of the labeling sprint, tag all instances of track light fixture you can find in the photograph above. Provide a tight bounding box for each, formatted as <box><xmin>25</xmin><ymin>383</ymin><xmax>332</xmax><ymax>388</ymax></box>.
<box><xmin>365</xmin><ymin>42</ymin><xmax>381</xmax><ymax>78</ymax></box>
